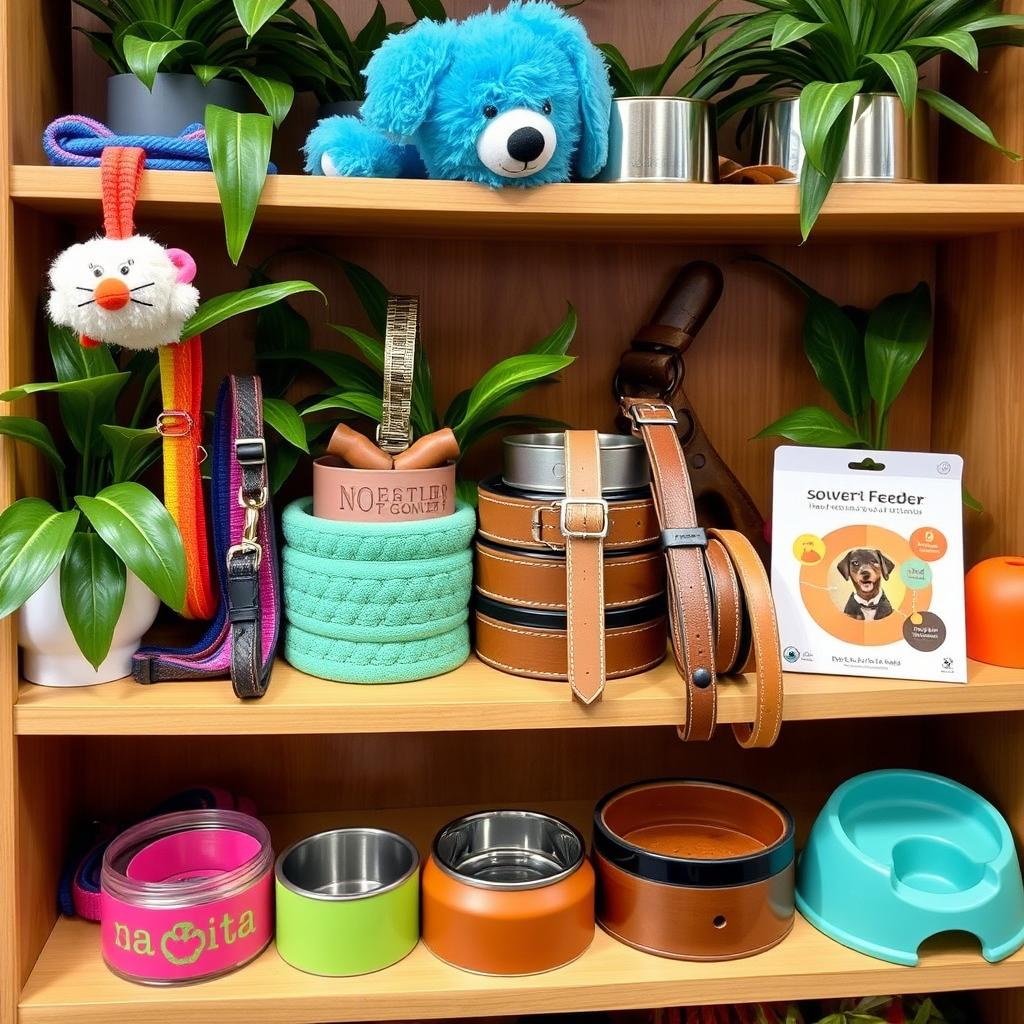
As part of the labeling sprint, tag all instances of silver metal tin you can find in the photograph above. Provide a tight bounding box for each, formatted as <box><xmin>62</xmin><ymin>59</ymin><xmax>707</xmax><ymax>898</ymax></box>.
<box><xmin>276</xmin><ymin>828</ymin><xmax>419</xmax><ymax>901</ymax></box>
<box><xmin>503</xmin><ymin>433</ymin><xmax>649</xmax><ymax>496</ymax></box>
<box><xmin>753</xmin><ymin>93</ymin><xmax>928</xmax><ymax>183</ymax></box>
<box><xmin>433</xmin><ymin>811</ymin><xmax>585</xmax><ymax>891</ymax></box>
<box><xmin>597</xmin><ymin>97</ymin><xmax>718</xmax><ymax>183</ymax></box>
<box><xmin>106</xmin><ymin>73</ymin><xmax>247</xmax><ymax>136</ymax></box>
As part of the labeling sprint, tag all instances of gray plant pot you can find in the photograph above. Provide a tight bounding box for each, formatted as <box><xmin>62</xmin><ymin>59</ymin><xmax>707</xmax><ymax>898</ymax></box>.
<box><xmin>752</xmin><ymin>93</ymin><xmax>928</xmax><ymax>183</ymax></box>
<box><xmin>106</xmin><ymin>73</ymin><xmax>248</xmax><ymax>136</ymax></box>
<box><xmin>596</xmin><ymin>97</ymin><xmax>718</xmax><ymax>183</ymax></box>
<box><xmin>316</xmin><ymin>100</ymin><xmax>363</xmax><ymax>121</ymax></box>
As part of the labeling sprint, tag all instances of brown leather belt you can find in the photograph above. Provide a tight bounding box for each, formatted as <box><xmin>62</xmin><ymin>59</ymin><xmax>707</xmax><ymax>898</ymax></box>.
<box><xmin>477</xmin><ymin>484</ymin><xmax>659</xmax><ymax>552</ymax></box>
<box><xmin>475</xmin><ymin>541</ymin><xmax>663</xmax><ymax>610</ymax></box>
<box><xmin>621</xmin><ymin>398</ymin><xmax>782</xmax><ymax>748</ymax></box>
<box><xmin>475</xmin><ymin>607</ymin><xmax>667</xmax><ymax>683</ymax></box>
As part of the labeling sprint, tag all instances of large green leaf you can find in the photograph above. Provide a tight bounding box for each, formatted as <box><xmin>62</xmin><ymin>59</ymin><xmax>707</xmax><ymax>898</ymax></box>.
<box><xmin>864</xmin><ymin>281</ymin><xmax>931</xmax><ymax>429</ymax></box>
<box><xmin>302</xmin><ymin>391</ymin><xmax>384</xmax><ymax>421</ymax></box>
<box><xmin>329</xmin><ymin>324</ymin><xmax>385</xmax><ymax>372</ymax></box>
<box><xmin>0</xmin><ymin>417</ymin><xmax>66</xmax><ymax>497</ymax></box>
<box><xmin>599</xmin><ymin>42</ymin><xmax>638</xmax><ymax>96</ymax></box>
<box><xmin>905</xmin><ymin>30</ymin><xmax>979</xmax><ymax>68</ymax></box>
<box><xmin>800</xmin><ymin>80</ymin><xmax>863</xmax><ymax>173</ymax></box>
<box><xmin>233</xmin><ymin>0</ymin><xmax>289</xmax><ymax>38</ymax></box>
<box><xmin>338</xmin><ymin>260</ymin><xmax>390</xmax><ymax>335</ymax></box>
<box><xmin>236</xmin><ymin>69</ymin><xmax>294</xmax><ymax>127</ymax></box>
<box><xmin>771</xmin><ymin>13</ymin><xmax>823</xmax><ymax>48</ymax></box>
<box><xmin>122</xmin><ymin>35</ymin><xmax>190</xmax><ymax>89</ymax></box>
<box><xmin>99</xmin><ymin>425</ymin><xmax>162</xmax><ymax>483</ymax></box>
<box><xmin>756</xmin><ymin>406</ymin><xmax>865</xmax><ymax>448</ymax></box>
<box><xmin>205</xmin><ymin>105</ymin><xmax>273</xmax><ymax>264</ymax></box>
<box><xmin>406</xmin><ymin>0</ymin><xmax>447</xmax><ymax>22</ymax></box>
<box><xmin>48</xmin><ymin>322</ymin><xmax>117</xmax><ymax>381</ymax></box>
<box><xmin>250</xmin><ymin>267</ymin><xmax>312</xmax><ymax>395</ymax></box>
<box><xmin>263</xmin><ymin>397</ymin><xmax>309</xmax><ymax>452</ymax></box>
<box><xmin>800</xmin><ymin>102</ymin><xmax>854</xmax><ymax>240</ymax></box>
<box><xmin>261</xmin><ymin>350</ymin><xmax>382</xmax><ymax>397</ymax></box>
<box><xmin>452</xmin><ymin>354</ymin><xmax>574</xmax><ymax>445</ymax></box>
<box><xmin>75</xmin><ymin>483</ymin><xmax>186</xmax><ymax>611</ymax></box>
<box><xmin>920</xmin><ymin>88</ymin><xmax>1021</xmax><ymax>160</ymax></box>
<box><xmin>802</xmin><ymin>294</ymin><xmax>869</xmax><ymax>419</ymax></box>
<box><xmin>528</xmin><ymin>304</ymin><xmax>578</xmax><ymax>356</ymax></box>
<box><xmin>59</xmin><ymin>532</ymin><xmax>126</xmax><ymax>669</ymax></box>
<box><xmin>183</xmin><ymin>280</ymin><xmax>322</xmax><ymax>336</ymax></box>
<box><xmin>866</xmin><ymin>50</ymin><xmax>919</xmax><ymax>114</ymax></box>
<box><xmin>0</xmin><ymin>499</ymin><xmax>79</xmax><ymax>618</ymax></box>
<box><xmin>0</xmin><ymin>373</ymin><xmax>131</xmax><ymax>458</ymax></box>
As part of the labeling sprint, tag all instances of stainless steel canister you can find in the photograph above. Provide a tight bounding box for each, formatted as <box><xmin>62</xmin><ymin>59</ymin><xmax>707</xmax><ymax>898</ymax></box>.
<box><xmin>753</xmin><ymin>94</ymin><xmax>928</xmax><ymax>183</ymax></box>
<box><xmin>597</xmin><ymin>98</ymin><xmax>719</xmax><ymax>183</ymax></box>
<box><xmin>502</xmin><ymin>433</ymin><xmax>649</xmax><ymax>496</ymax></box>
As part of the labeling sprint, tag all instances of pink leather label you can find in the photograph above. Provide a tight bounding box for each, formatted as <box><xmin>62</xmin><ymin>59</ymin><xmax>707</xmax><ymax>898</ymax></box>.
<box><xmin>313</xmin><ymin>460</ymin><xmax>456</xmax><ymax>522</ymax></box>
<box><xmin>100</xmin><ymin>871</ymin><xmax>272</xmax><ymax>982</ymax></box>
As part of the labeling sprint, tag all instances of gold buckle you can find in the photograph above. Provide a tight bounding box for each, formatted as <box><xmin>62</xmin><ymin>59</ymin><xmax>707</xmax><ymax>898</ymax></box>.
<box><xmin>559</xmin><ymin>498</ymin><xmax>609</xmax><ymax>540</ymax></box>
<box><xmin>627</xmin><ymin>402</ymin><xmax>678</xmax><ymax>426</ymax></box>
<box><xmin>156</xmin><ymin>410</ymin><xmax>193</xmax><ymax>437</ymax></box>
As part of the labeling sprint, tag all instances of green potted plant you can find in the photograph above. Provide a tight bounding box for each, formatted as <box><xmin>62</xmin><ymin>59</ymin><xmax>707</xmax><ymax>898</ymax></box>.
<box><xmin>748</xmin><ymin>257</ymin><xmax>980</xmax><ymax>509</ymax></box>
<box><xmin>688</xmin><ymin>0</ymin><xmax>1024</xmax><ymax>237</ymax></box>
<box><xmin>265</xmin><ymin>0</ymin><xmax>448</xmax><ymax>123</ymax></box>
<box><xmin>596</xmin><ymin>7</ymin><xmax>725</xmax><ymax>182</ymax></box>
<box><xmin>255</xmin><ymin>256</ymin><xmax>575</xmax><ymax>505</ymax></box>
<box><xmin>0</xmin><ymin>276</ymin><xmax>319</xmax><ymax>686</ymax></box>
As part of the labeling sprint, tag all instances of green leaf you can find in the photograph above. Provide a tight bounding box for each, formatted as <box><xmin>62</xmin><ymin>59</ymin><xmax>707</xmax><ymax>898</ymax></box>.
<box><xmin>528</xmin><ymin>304</ymin><xmax>577</xmax><ymax>356</ymax></box>
<box><xmin>800</xmin><ymin>102</ymin><xmax>854</xmax><ymax>240</ymax></box>
<box><xmin>963</xmin><ymin>485</ymin><xmax>984</xmax><ymax>512</ymax></box>
<box><xmin>338</xmin><ymin>260</ymin><xmax>390</xmax><ymax>336</ymax></box>
<box><xmin>262</xmin><ymin>350</ymin><xmax>382</xmax><ymax>397</ymax></box>
<box><xmin>302</xmin><ymin>391</ymin><xmax>384</xmax><ymax>421</ymax></box>
<box><xmin>461</xmin><ymin>414</ymin><xmax>568</xmax><ymax>454</ymax></box>
<box><xmin>0</xmin><ymin>374</ymin><xmax>131</xmax><ymax>458</ymax></box>
<box><xmin>232</xmin><ymin>0</ymin><xmax>289</xmax><ymax>38</ymax></box>
<box><xmin>59</xmin><ymin>533</ymin><xmax>126</xmax><ymax>669</ymax></box>
<box><xmin>205</xmin><ymin>105</ymin><xmax>273</xmax><ymax>264</ymax></box>
<box><xmin>906</xmin><ymin>30</ymin><xmax>979</xmax><ymax>68</ymax></box>
<box><xmin>0</xmin><ymin>417</ymin><xmax>66</xmax><ymax>486</ymax></box>
<box><xmin>98</xmin><ymin>425</ymin><xmax>161</xmax><ymax>483</ymax></box>
<box><xmin>193</xmin><ymin>63</ymin><xmax>223</xmax><ymax>84</ymax></box>
<box><xmin>263</xmin><ymin>397</ymin><xmax>309</xmax><ymax>452</ymax></box>
<box><xmin>236</xmin><ymin>69</ymin><xmax>294</xmax><ymax>127</ymax></box>
<box><xmin>355</xmin><ymin>2</ymin><xmax>388</xmax><ymax>50</ymax></box>
<box><xmin>48</xmin><ymin>322</ymin><xmax>117</xmax><ymax>381</ymax></box>
<box><xmin>122</xmin><ymin>34</ymin><xmax>190</xmax><ymax>89</ymax></box>
<box><xmin>772</xmin><ymin>14</ymin><xmax>823</xmax><ymax>48</ymax></box>
<box><xmin>803</xmin><ymin>294</ymin><xmax>869</xmax><ymax>419</ymax></box>
<box><xmin>0</xmin><ymin>499</ymin><xmax>79</xmax><ymax>618</ymax></box>
<box><xmin>183</xmin><ymin>281</ymin><xmax>323</xmax><ymax>337</ymax></box>
<box><xmin>75</xmin><ymin>483</ymin><xmax>186</xmax><ymax>611</ymax></box>
<box><xmin>800</xmin><ymin>80</ymin><xmax>863</xmax><ymax>173</ymax></box>
<box><xmin>250</xmin><ymin>267</ymin><xmax>312</xmax><ymax>396</ymax></box>
<box><xmin>864</xmin><ymin>281</ymin><xmax>931</xmax><ymax>426</ymax></box>
<box><xmin>329</xmin><ymin>324</ymin><xmax>385</xmax><ymax>372</ymax></box>
<box><xmin>597</xmin><ymin>42</ymin><xmax>637</xmax><ymax>97</ymax></box>
<box><xmin>920</xmin><ymin>88</ymin><xmax>1021</xmax><ymax>160</ymax></box>
<box><xmin>407</xmin><ymin>0</ymin><xmax>447</xmax><ymax>20</ymax></box>
<box><xmin>452</xmin><ymin>354</ymin><xmax>574</xmax><ymax>445</ymax></box>
<box><xmin>756</xmin><ymin>406</ymin><xmax>865</xmax><ymax>447</ymax></box>
<box><xmin>866</xmin><ymin>50</ymin><xmax>919</xmax><ymax>115</ymax></box>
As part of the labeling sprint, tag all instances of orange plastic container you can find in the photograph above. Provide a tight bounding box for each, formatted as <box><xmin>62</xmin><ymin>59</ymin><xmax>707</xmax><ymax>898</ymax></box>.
<box><xmin>421</xmin><ymin>811</ymin><xmax>595</xmax><ymax>975</ymax></box>
<box><xmin>966</xmin><ymin>557</ymin><xmax>1024</xmax><ymax>668</ymax></box>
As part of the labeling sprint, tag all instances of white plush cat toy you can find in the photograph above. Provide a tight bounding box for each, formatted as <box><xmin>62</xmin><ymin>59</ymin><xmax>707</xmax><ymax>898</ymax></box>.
<box><xmin>47</xmin><ymin>234</ymin><xmax>198</xmax><ymax>350</ymax></box>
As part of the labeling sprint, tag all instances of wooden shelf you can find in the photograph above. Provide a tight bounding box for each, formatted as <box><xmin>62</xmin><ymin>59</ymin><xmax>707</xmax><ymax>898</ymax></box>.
<box><xmin>14</xmin><ymin>655</ymin><xmax>1024</xmax><ymax>736</ymax></box>
<box><xmin>19</xmin><ymin>801</ymin><xmax>1023</xmax><ymax>1024</ymax></box>
<box><xmin>12</xmin><ymin>166</ymin><xmax>1024</xmax><ymax>241</ymax></box>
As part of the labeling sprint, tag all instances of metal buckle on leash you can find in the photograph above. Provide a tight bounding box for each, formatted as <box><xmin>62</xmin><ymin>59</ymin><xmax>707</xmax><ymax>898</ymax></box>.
<box><xmin>559</xmin><ymin>497</ymin><xmax>609</xmax><ymax>540</ymax></box>
<box><xmin>235</xmin><ymin>437</ymin><xmax>267</xmax><ymax>466</ymax></box>
<box><xmin>227</xmin><ymin>484</ymin><xmax>267</xmax><ymax>571</ymax></box>
<box><xmin>156</xmin><ymin>410</ymin><xmax>193</xmax><ymax>437</ymax></box>
<box><xmin>626</xmin><ymin>402</ymin><xmax>678</xmax><ymax>426</ymax></box>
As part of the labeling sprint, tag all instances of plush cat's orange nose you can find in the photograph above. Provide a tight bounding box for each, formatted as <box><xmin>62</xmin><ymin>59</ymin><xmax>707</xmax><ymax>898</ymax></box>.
<box><xmin>94</xmin><ymin>277</ymin><xmax>130</xmax><ymax>311</ymax></box>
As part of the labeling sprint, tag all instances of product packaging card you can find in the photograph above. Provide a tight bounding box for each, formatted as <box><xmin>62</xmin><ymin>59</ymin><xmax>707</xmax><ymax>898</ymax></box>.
<box><xmin>771</xmin><ymin>447</ymin><xmax>966</xmax><ymax>683</ymax></box>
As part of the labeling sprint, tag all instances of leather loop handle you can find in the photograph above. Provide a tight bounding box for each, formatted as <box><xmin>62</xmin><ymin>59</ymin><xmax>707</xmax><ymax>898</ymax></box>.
<box><xmin>621</xmin><ymin>398</ymin><xmax>717</xmax><ymax>741</ymax></box>
<box><xmin>711</xmin><ymin>528</ymin><xmax>783</xmax><ymax>749</ymax></box>
<box><xmin>562</xmin><ymin>430</ymin><xmax>606</xmax><ymax>705</ymax></box>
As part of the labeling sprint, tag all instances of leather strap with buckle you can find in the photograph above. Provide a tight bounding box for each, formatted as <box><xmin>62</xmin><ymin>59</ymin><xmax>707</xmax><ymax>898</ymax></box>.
<box><xmin>620</xmin><ymin>397</ymin><xmax>783</xmax><ymax>747</ymax></box>
<box><xmin>377</xmin><ymin>295</ymin><xmax>419</xmax><ymax>455</ymax></box>
<box><xmin>562</xmin><ymin>431</ymin><xmax>607</xmax><ymax>705</ymax></box>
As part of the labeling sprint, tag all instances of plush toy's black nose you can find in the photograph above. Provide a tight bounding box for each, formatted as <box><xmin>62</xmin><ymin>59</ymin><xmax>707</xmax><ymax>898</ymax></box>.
<box><xmin>507</xmin><ymin>126</ymin><xmax>546</xmax><ymax>163</ymax></box>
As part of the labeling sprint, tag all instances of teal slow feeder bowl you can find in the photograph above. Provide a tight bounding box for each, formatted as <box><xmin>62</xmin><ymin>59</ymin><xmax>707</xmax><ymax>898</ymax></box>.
<box><xmin>797</xmin><ymin>769</ymin><xmax>1024</xmax><ymax>965</ymax></box>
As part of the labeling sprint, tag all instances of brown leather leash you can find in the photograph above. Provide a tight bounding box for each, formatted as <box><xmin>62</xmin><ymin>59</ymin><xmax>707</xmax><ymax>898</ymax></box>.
<box><xmin>620</xmin><ymin>398</ymin><xmax>782</xmax><ymax>748</ymax></box>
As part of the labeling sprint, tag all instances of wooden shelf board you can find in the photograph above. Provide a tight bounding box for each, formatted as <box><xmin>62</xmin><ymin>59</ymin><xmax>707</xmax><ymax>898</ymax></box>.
<box><xmin>13</xmin><ymin>655</ymin><xmax>1024</xmax><ymax>736</ymax></box>
<box><xmin>19</xmin><ymin>801</ymin><xmax>1022</xmax><ymax>1024</ymax></box>
<box><xmin>12</xmin><ymin>167</ymin><xmax>1024</xmax><ymax>241</ymax></box>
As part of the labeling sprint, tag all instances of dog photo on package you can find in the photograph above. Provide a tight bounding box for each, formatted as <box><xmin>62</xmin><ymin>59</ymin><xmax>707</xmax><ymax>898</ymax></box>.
<box><xmin>771</xmin><ymin>447</ymin><xmax>967</xmax><ymax>683</ymax></box>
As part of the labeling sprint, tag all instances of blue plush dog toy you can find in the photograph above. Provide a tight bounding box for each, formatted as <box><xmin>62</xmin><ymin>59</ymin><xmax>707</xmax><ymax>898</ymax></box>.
<box><xmin>304</xmin><ymin>1</ymin><xmax>612</xmax><ymax>187</ymax></box>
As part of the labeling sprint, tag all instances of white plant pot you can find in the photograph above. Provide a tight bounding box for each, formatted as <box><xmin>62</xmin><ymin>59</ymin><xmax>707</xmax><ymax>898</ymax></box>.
<box><xmin>18</xmin><ymin>569</ymin><xmax>160</xmax><ymax>686</ymax></box>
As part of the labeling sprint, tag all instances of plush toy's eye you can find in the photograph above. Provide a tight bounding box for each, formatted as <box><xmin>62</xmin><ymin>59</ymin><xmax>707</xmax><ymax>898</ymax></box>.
<box><xmin>92</xmin><ymin>266</ymin><xmax>103</xmax><ymax>278</ymax></box>
<box><xmin>118</xmin><ymin>263</ymin><xmax>131</xmax><ymax>276</ymax></box>
<box><xmin>542</xmin><ymin>99</ymin><xmax>552</xmax><ymax>115</ymax></box>
<box><xmin>483</xmin><ymin>104</ymin><xmax>498</xmax><ymax>119</ymax></box>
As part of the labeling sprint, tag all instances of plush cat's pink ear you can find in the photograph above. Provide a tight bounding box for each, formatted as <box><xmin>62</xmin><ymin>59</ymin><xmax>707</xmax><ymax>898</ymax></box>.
<box><xmin>165</xmin><ymin>248</ymin><xmax>196</xmax><ymax>284</ymax></box>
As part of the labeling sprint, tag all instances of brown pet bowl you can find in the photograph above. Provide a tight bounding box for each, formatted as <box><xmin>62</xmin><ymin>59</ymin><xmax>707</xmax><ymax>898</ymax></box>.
<box><xmin>593</xmin><ymin>780</ymin><xmax>795</xmax><ymax>961</ymax></box>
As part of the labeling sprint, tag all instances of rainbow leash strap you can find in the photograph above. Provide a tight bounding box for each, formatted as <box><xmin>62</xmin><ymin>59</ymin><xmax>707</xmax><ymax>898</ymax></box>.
<box><xmin>100</xmin><ymin>146</ymin><xmax>215</xmax><ymax>619</ymax></box>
